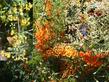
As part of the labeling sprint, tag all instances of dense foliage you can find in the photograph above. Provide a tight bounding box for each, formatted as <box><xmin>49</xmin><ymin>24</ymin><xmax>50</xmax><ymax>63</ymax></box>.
<box><xmin>0</xmin><ymin>0</ymin><xmax>109</xmax><ymax>82</ymax></box>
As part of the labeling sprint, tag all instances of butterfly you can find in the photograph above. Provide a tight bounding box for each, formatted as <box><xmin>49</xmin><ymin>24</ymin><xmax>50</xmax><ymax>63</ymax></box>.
<box><xmin>79</xmin><ymin>23</ymin><xmax>89</xmax><ymax>37</ymax></box>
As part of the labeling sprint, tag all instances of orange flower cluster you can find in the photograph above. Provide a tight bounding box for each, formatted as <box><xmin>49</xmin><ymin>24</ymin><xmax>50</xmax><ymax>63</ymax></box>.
<box><xmin>35</xmin><ymin>20</ymin><xmax>55</xmax><ymax>51</ymax></box>
<box><xmin>43</xmin><ymin>48</ymin><xmax>54</xmax><ymax>59</ymax></box>
<box><xmin>53</xmin><ymin>43</ymin><xmax>78</xmax><ymax>58</ymax></box>
<box><xmin>45</xmin><ymin>0</ymin><xmax>53</xmax><ymax>16</ymax></box>
<box><xmin>36</xmin><ymin>43</ymin><xmax>79</xmax><ymax>60</ymax></box>
<box><xmin>79</xmin><ymin>50</ymin><xmax>103</xmax><ymax>67</ymax></box>
<box><xmin>43</xmin><ymin>43</ymin><xmax>78</xmax><ymax>59</ymax></box>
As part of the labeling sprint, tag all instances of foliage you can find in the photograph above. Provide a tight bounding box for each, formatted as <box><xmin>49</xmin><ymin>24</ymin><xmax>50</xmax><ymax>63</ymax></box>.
<box><xmin>34</xmin><ymin>0</ymin><xmax>109</xmax><ymax>82</ymax></box>
<box><xmin>0</xmin><ymin>0</ymin><xmax>109</xmax><ymax>82</ymax></box>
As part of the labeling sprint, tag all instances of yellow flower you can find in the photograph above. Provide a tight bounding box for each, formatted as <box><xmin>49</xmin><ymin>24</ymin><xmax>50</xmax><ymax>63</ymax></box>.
<box><xmin>21</xmin><ymin>19</ymin><xmax>27</xmax><ymax>26</ymax></box>
<box><xmin>18</xmin><ymin>7</ymin><xmax>23</xmax><ymax>16</ymax></box>
<box><xmin>4</xmin><ymin>52</ymin><xmax>11</xmax><ymax>58</ymax></box>
<box><xmin>12</xmin><ymin>7</ymin><xmax>17</xmax><ymax>13</ymax></box>
<box><xmin>28</xmin><ymin>2</ymin><xmax>32</xmax><ymax>9</ymax></box>
<box><xmin>20</xmin><ymin>18</ymin><xmax>30</xmax><ymax>27</ymax></box>
<box><xmin>25</xmin><ymin>3</ymin><xmax>32</xmax><ymax>11</ymax></box>
<box><xmin>76</xmin><ymin>0</ymin><xmax>81</xmax><ymax>7</ymax></box>
<box><xmin>10</xmin><ymin>29</ymin><xmax>15</xmax><ymax>35</ymax></box>
<box><xmin>0</xmin><ymin>50</ymin><xmax>11</xmax><ymax>59</ymax></box>
<box><xmin>0</xmin><ymin>50</ymin><xmax>5</xmax><ymax>57</ymax></box>
<box><xmin>8</xmin><ymin>15</ymin><xmax>18</xmax><ymax>21</ymax></box>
